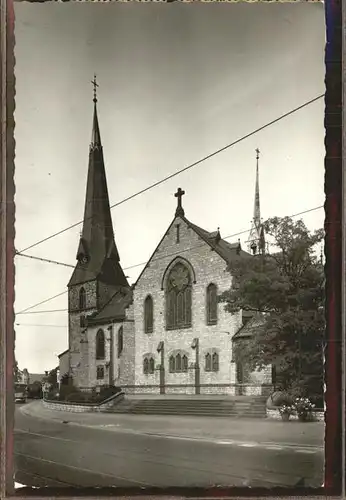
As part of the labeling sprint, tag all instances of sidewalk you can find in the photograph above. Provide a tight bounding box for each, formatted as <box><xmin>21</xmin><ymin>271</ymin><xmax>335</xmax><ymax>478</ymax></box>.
<box><xmin>19</xmin><ymin>401</ymin><xmax>324</xmax><ymax>450</ymax></box>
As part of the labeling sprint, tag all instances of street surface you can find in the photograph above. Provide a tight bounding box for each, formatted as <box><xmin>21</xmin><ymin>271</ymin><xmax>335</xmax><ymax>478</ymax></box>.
<box><xmin>14</xmin><ymin>402</ymin><xmax>324</xmax><ymax>489</ymax></box>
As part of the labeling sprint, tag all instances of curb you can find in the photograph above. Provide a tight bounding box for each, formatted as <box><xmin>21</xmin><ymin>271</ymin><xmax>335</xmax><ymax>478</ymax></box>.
<box><xmin>18</xmin><ymin>404</ymin><xmax>323</xmax><ymax>453</ymax></box>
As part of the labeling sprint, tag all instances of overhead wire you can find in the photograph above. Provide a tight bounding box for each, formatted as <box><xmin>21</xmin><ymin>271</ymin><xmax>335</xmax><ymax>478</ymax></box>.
<box><xmin>18</xmin><ymin>93</ymin><xmax>324</xmax><ymax>255</ymax></box>
<box><xmin>15</xmin><ymin>204</ymin><xmax>324</xmax><ymax>316</ymax></box>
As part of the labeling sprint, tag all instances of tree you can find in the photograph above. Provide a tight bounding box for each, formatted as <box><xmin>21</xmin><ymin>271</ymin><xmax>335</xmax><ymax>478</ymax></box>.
<box><xmin>14</xmin><ymin>360</ymin><xmax>19</xmax><ymax>383</ymax></box>
<box><xmin>220</xmin><ymin>217</ymin><xmax>325</xmax><ymax>402</ymax></box>
<box><xmin>46</xmin><ymin>367</ymin><xmax>58</xmax><ymax>387</ymax></box>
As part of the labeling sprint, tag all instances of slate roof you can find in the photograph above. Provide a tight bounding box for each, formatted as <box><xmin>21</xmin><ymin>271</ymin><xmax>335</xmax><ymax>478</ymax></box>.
<box><xmin>186</xmin><ymin>219</ymin><xmax>251</xmax><ymax>264</ymax></box>
<box><xmin>68</xmin><ymin>102</ymin><xmax>128</xmax><ymax>289</ymax></box>
<box><xmin>87</xmin><ymin>287</ymin><xmax>133</xmax><ymax>325</ymax></box>
<box><xmin>232</xmin><ymin>313</ymin><xmax>266</xmax><ymax>340</ymax></box>
<box><xmin>58</xmin><ymin>349</ymin><xmax>69</xmax><ymax>359</ymax></box>
<box><xmin>134</xmin><ymin>214</ymin><xmax>252</xmax><ymax>288</ymax></box>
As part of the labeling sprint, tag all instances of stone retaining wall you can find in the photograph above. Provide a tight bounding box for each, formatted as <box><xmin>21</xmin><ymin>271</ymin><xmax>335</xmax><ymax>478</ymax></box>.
<box><xmin>43</xmin><ymin>391</ymin><xmax>124</xmax><ymax>413</ymax></box>
<box><xmin>267</xmin><ymin>408</ymin><xmax>325</xmax><ymax>422</ymax></box>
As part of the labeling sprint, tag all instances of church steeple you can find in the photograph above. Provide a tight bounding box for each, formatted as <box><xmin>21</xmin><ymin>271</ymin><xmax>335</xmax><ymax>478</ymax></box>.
<box><xmin>68</xmin><ymin>77</ymin><xmax>128</xmax><ymax>287</ymax></box>
<box><xmin>248</xmin><ymin>148</ymin><xmax>265</xmax><ymax>255</ymax></box>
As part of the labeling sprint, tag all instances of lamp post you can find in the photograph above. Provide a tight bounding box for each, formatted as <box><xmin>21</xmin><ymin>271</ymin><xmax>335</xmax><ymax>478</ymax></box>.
<box><xmin>191</xmin><ymin>338</ymin><xmax>200</xmax><ymax>395</ymax></box>
<box><xmin>107</xmin><ymin>325</ymin><xmax>114</xmax><ymax>386</ymax></box>
<box><xmin>157</xmin><ymin>341</ymin><xmax>165</xmax><ymax>394</ymax></box>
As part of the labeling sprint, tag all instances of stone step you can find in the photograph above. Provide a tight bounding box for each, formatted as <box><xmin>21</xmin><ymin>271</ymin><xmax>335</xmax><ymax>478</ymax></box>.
<box><xmin>105</xmin><ymin>396</ymin><xmax>267</xmax><ymax>418</ymax></box>
<box><xmin>107</xmin><ymin>406</ymin><xmax>266</xmax><ymax>416</ymax></box>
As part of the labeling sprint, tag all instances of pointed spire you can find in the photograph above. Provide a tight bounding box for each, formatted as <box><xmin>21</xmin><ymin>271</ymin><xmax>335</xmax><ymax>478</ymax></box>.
<box><xmin>90</xmin><ymin>75</ymin><xmax>101</xmax><ymax>149</ymax></box>
<box><xmin>248</xmin><ymin>148</ymin><xmax>264</xmax><ymax>255</ymax></box>
<box><xmin>253</xmin><ymin>148</ymin><xmax>261</xmax><ymax>227</ymax></box>
<box><xmin>68</xmin><ymin>78</ymin><xmax>128</xmax><ymax>288</ymax></box>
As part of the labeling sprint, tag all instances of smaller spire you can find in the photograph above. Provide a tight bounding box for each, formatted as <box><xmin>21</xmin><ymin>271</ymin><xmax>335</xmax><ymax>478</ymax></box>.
<box><xmin>90</xmin><ymin>75</ymin><xmax>101</xmax><ymax>149</ymax></box>
<box><xmin>174</xmin><ymin>187</ymin><xmax>185</xmax><ymax>217</ymax></box>
<box><xmin>215</xmin><ymin>227</ymin><xmax>221</xmax><ymax>243</ymax></box>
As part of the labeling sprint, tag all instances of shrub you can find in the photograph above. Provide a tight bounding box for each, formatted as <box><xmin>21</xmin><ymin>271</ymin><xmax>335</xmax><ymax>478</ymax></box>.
<box><xmin>65</xmin><ymin>392</ymin><xmax>88</xmax><ymax>403</ymax></box>
<box><xmin>267</xmin><ymin>391</ymin><xmax>294</xmax><ymax>408</ymax></box>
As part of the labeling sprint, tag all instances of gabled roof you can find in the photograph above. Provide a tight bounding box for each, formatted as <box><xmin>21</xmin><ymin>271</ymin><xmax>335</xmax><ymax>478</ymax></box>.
<box><xmin>58</xmin><ymin>349</ymin><xmax>69</xmax><ymax>359</ymax></box>
<box><xmin>186</xmin><ymin>219</ymin><xmax>251</xmax><ymax>263</ymax></box>
<box><xmin>134</xmin><ymin>214</ymin><xmax>252</xmax><ymax>287</ymax></box>
<box><xmin>87</xmin><ymin>287</ymin><xmax>133</xmax><ymax>325</ymax></box>
<box><xmin>232</xmin><ymin>313</ymin><xmax>266</xmax><ymax>340</ymax></box>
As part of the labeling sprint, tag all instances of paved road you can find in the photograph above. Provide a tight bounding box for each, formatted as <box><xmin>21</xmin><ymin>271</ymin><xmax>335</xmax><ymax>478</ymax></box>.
<box><xmin>14</xmin><ymin>406</ymin><xmax>324</xmax><ymax>489</ymax></box>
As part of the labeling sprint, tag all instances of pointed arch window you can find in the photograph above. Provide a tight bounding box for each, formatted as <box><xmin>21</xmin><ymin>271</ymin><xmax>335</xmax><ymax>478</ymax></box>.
<box><xmin>205</xmin><ymin>353</ymin><xmax>212</xmax><ymax>371</ymax></box>
<box><xmin>79</xmin><ymin>287</ymin><xmax>86</xmax><ymax>310</ymax></box>
<box><xmin>169</xmin><ymin>352</ymin><xmax>189</xmax><ymax>373</ymax></box>
<box><xmin>205</xmin><ymin>351</ymin><xmax>219</xmax><ymax>372</ymax></box>
<box><xmin>143</xmin><ymin>358</ymin><xmax>149</xmax><ymax>375</ymax></box>
<box><xmin>169</xmin><ymin>355</ymin><xmax>175</xmax><ymax>373</ymax></box>
<box><xmin>182</xmin><ymin>355</ymin><xmax>188</xmax><ymax>372</ymax></box>
<box><xmin>212</xmin><ymin>352</ymin><xmax>219</xmax><ymax>372</ymax></box>
<box><xmin>143</xmin><ymin>355</ymin><xmax>155</xmax><ymax>375</ymax></box>
<box><xmin>117</xmin><ymin>326</ymin><xmax>123</xmax><ymax>357</ymax></box>
<box><xmin>96</xmin><ymin>366</ymin><xmax>104</xmax><ymax>380</ymax></box>
<box><xmin>144</xmin><ymin>295</ymin><xmax>154</xmax><ymax>333</ymax></box>
<box><xmin>165</xmin><ymin>262</ymin><xmax>192</xmax><ymax>330</ymax></box>
<box><xmin>206</xmin><ymin>283</ymin><xmax>218</xmax><ymax>325</ymax></box>
<box><xmin>96</xmin><ymin>329</ymin><xmax>105</xmax><ymax>360</ymax></box>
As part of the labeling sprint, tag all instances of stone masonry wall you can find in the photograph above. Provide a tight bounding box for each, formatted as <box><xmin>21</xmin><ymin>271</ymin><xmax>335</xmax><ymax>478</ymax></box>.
<box><xmin>133</xmin><ymin>216</ymin><xmax>244</xmax><ymax>392</ymax></box>
<box><xmin>118</xmin><ymin>304</ymin><xmax>136</xmax><ymax>388</ymax></box>
<box><xmin>68</xmin><ymin>280</ymin><xmax>97</xmax><ymax>387</ymax></box>
<box><xmin>85</xmin><ymin>304</ymin><xmax>136</xmax><ymax>389</ymax></box>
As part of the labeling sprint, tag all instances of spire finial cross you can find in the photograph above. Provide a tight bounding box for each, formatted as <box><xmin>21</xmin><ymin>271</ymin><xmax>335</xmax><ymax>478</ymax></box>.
<box><xmin>91</xmin><ymin>74</ymin><xmax>99</xmax><ymax>103</ymax></box>
<box><xmin>174</xmin><ymin>187</ymin><xmax>185</xmax><ymax>217</ymax></box>
<box><xmin>256</xmin><ymin>148</ymin><xmax>260</xmax><ymax>160</ymax></box>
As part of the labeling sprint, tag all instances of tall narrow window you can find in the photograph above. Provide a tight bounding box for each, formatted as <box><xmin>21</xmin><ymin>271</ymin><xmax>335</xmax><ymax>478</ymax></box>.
<box><xmin>117</xmin><ymin>326</ymin><xmax>123</xmax><ymax>357</ymax></box>
<box><xmin>205</xmin><ymin>353</ymin><xmax>212</xmax><ymax>372</ymax></box>
<box><xmin>182</xmin><ymin>355</ymin><xmax>188</xmax><ymax>372</ymax></box>
<box><xmin>96</xmin><ymin>329</ymin><xmax>105</xmax><ymax>360</ymax></box>
<box><xmin>169</xmin><ymin>355</ymin><xmax>175</xmax><ymax>373</ymax></box>
<box><xmin>176</xmin><ymin>353</ymin><xmax>182</xmax><ymax>372</ymax></box>
<box><xmin>149</xmin><ymin>357</ymin><xmax>155</xmax><ymax>374</ymax></box>
<box><xmin>79</xmin><ymin>287</ymin><xmax>86</xmax><ymax>310</ymax></box>
<box><xmin>166</xmin><ymin>262</ymin><xmax>192</xmax><ymax>330</ymax></box>
<box><xmin>143</xmin><ymin>358</ymin><xmax>149</xmax><ymax>374</ymax></box>
<box><xmin>144</xmin><ymin>295</ymin><xmax>154</xmax><ymax>333</ymax></box>
<box><xmin>212</xmin><ymin>352</ymin><xmax>219</xmax><ymax>372</ymax></box>
<box><xmin>206</xmin><ymin>283</ymin><xmax>218</xmax><ymax>325</ymax></box>
<box><xmin>176</xmin><ymin>224</ymin><xmax>180</xmax><ymax>244</ymax></box>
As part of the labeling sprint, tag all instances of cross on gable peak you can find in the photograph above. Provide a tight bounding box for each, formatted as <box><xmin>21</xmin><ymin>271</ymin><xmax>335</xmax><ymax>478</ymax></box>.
<box><xmin>174</xmin><ymin>187</ymin><xmax>185</xmax><ymax>217</ymax></box>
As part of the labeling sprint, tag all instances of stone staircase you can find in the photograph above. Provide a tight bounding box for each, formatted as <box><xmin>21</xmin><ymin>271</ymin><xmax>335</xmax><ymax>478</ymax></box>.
<box><xmin>103</xmin><ymin>395</ymin><xmax>267</xmax><ymax>418</ymax></box>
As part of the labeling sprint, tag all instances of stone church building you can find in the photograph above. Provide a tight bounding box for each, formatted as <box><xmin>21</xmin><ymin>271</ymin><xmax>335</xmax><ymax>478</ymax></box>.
<box><xmin>59</xmin><ymin>90</ymin><xmax>272</xmax><ymax>396</ymax></box>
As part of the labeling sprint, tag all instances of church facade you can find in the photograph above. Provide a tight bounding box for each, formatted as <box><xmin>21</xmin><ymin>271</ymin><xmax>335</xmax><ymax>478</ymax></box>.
<box><xmin>59</xmin><ymin>89</ymin><xmax>272</xmax><ymax>396</ymax></box>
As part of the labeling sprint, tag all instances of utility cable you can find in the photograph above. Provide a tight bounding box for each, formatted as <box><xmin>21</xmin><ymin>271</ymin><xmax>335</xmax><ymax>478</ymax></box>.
<box><xmin>15</xmin><ymin>204</ymin><xmax>323</xmax><ymax>315</ymax></box>
<box><xmin>18</xmin><ymin>93</ymin><xmax>324</xmax><ymax>255</ymax></box>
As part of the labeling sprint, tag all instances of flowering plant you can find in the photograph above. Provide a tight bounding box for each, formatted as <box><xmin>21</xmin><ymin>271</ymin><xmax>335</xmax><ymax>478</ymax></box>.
<box><xmin>294</xmin><ymin>397</ymin><xmax>315</xmax><ymax>414</ymax></box>
<box><xmin>279</xmin><ymin>404</ymin><xmax>295</xmax><ymax>416</ymax></box>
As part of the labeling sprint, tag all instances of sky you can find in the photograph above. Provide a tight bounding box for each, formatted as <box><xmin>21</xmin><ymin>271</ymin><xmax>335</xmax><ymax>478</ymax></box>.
<box><xmin>14</xmin><ymin>1</ymin><xmax>326</xmax><ymax>374</ymax></box>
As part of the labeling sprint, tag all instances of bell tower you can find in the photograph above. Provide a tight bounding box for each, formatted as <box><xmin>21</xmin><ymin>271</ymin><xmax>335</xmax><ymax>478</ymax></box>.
<box><xmin>67</xmin><ymin>76</ymin><xmax>129</xmax><ymax>386</ymax></box>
